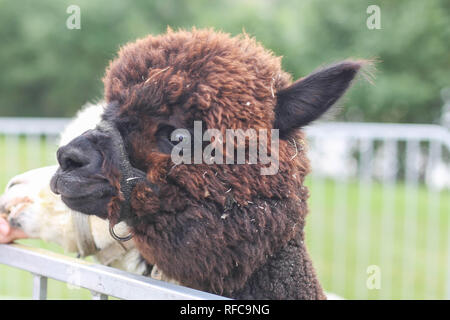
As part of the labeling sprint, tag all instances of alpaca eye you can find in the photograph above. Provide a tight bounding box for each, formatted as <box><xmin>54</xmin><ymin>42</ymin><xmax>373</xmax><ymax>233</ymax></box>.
<box><xmin>171</xmin><ymin>131</ymin><xmax>188</xmax><ymax>146</ymax></box>
<box><xmin>174</xmin><ymin>134</ymin><xmax>183</xmax><ymax>143</ymax></box>
<box><xmin>156</xmin><ymin>124</ymin><xmax>189</xmax><ymax>154</ymax></box>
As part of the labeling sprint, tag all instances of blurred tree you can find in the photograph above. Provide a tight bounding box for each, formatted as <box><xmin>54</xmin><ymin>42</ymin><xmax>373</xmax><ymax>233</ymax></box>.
<box><xmin>0</xmin><ymin>0</ymin><xmax>448</xmax><ymax>123</ymax></box>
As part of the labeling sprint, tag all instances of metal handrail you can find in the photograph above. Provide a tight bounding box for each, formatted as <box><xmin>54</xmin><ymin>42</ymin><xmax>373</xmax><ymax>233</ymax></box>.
<box><xmin>305</xmin><ymin>122</ymin><xmax>450</xmax><ymax>149</ymax></box>
<box><xmin>0</xmin><ymin>243</ymin><xmax>228</xmax><ymax>300</ymax></box>
<box><xmin>0</xmin><ymin>118</ymin><xmax>69</xmax><ymax>135</ymax></box>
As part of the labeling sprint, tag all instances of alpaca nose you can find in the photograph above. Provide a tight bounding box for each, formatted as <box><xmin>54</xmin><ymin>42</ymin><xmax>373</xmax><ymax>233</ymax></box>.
<box><xmin>8</xmin><ymin>216</ymin><xmax>22</xmax><ymax>229</ymax></box>
<box><xmin>56</xmin><ymin>145</ymin><xmax>90</xmax><ymax>172</ymax></box>
<box><xmin>0</xmin><ymin>202</ymin><xmax>7</xmax><ymax>216</ymax></box>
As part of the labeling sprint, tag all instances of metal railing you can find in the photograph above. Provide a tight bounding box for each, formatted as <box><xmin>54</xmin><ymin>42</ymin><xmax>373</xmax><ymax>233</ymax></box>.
<box><xmin>0</xmin><ymin>117</ymin><xmax>449</xmax><ymax>299</ymax></box>
<box><xmin>0</xmin><ymin>244</ymin><xmax>227</xmax><ymax>300</ymax></box>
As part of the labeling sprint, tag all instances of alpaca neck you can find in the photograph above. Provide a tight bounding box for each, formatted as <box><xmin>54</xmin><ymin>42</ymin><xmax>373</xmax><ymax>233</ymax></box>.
<box><xmin>232</xmin><ymin>229</ymin><xmax>326</xmax><ymax>300</ymax></box>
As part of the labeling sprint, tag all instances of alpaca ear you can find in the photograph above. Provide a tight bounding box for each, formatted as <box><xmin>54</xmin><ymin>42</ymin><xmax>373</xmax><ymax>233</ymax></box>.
<box><xmin>274</xmin><ymin>60</ymin><xmax>364</xmax><ymax>138</ymax></box>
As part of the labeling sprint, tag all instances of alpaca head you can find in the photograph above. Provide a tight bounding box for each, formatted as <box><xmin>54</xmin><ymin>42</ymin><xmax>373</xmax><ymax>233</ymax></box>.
<box><xmin>51</xmin><ymin>29</ymin><xmax>365</xmax><ymax>294</ymax></box>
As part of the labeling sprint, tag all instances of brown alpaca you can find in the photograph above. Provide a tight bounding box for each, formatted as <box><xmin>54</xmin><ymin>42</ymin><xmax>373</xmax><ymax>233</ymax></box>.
<box><xmin>51</xmin><ymin>28</ymin><xmax>366</xmax><ymax>299</ymax></box>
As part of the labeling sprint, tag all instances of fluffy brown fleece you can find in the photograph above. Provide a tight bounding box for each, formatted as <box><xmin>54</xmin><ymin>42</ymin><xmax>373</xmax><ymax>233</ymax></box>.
<box><xmin>95</xmin><ymin>28</ymin><xmax>364</xmax><ymax>299</ymax></box>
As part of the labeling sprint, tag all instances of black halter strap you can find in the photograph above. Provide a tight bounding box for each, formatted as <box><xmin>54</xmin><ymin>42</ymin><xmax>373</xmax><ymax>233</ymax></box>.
<box><xmin>96</xmin><ymin>120</ymin><xmax>146</xmax><ymax>239</ymax></box>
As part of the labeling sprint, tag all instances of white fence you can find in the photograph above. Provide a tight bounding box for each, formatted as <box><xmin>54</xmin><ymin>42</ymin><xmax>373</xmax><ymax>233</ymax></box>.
<box><xmin>0</xmin><ymin>118</ymin><xmax>449</xmax><ymax>299</ymax></box>
<box><xmin>0</xmin><ymin>243</ymin><xmax>226</xmax><ymax>300</ymax></box>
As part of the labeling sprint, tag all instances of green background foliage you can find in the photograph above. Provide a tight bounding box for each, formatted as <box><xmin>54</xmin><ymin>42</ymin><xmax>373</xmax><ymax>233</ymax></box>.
<box><xmin>0</xmin><ymin>0</ymin><xmax>448</xmax><ymax>123</ymax></box>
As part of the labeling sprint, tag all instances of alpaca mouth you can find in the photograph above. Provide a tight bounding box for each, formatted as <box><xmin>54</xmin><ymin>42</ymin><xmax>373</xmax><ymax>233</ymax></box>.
<box><xmin>50</xmin><ymin>172</ymin><xmax>113</xmax><ymax>199</ymax></box>
<box><xmin>60</xmin><ymin>193</ymin><xmax>111</xmax><ymax>218</ymax></box>
<box><xmin>50</xmin><ymin>172</ymin><xmax>114</xmax><ymax>218</ymax></box>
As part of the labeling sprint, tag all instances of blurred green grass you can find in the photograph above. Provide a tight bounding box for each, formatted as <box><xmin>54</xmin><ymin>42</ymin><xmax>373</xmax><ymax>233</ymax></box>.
<box><xmin>0</xmin><ymin>136</ymin><xmax>448</xmax><ymax>299</ymax></box>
